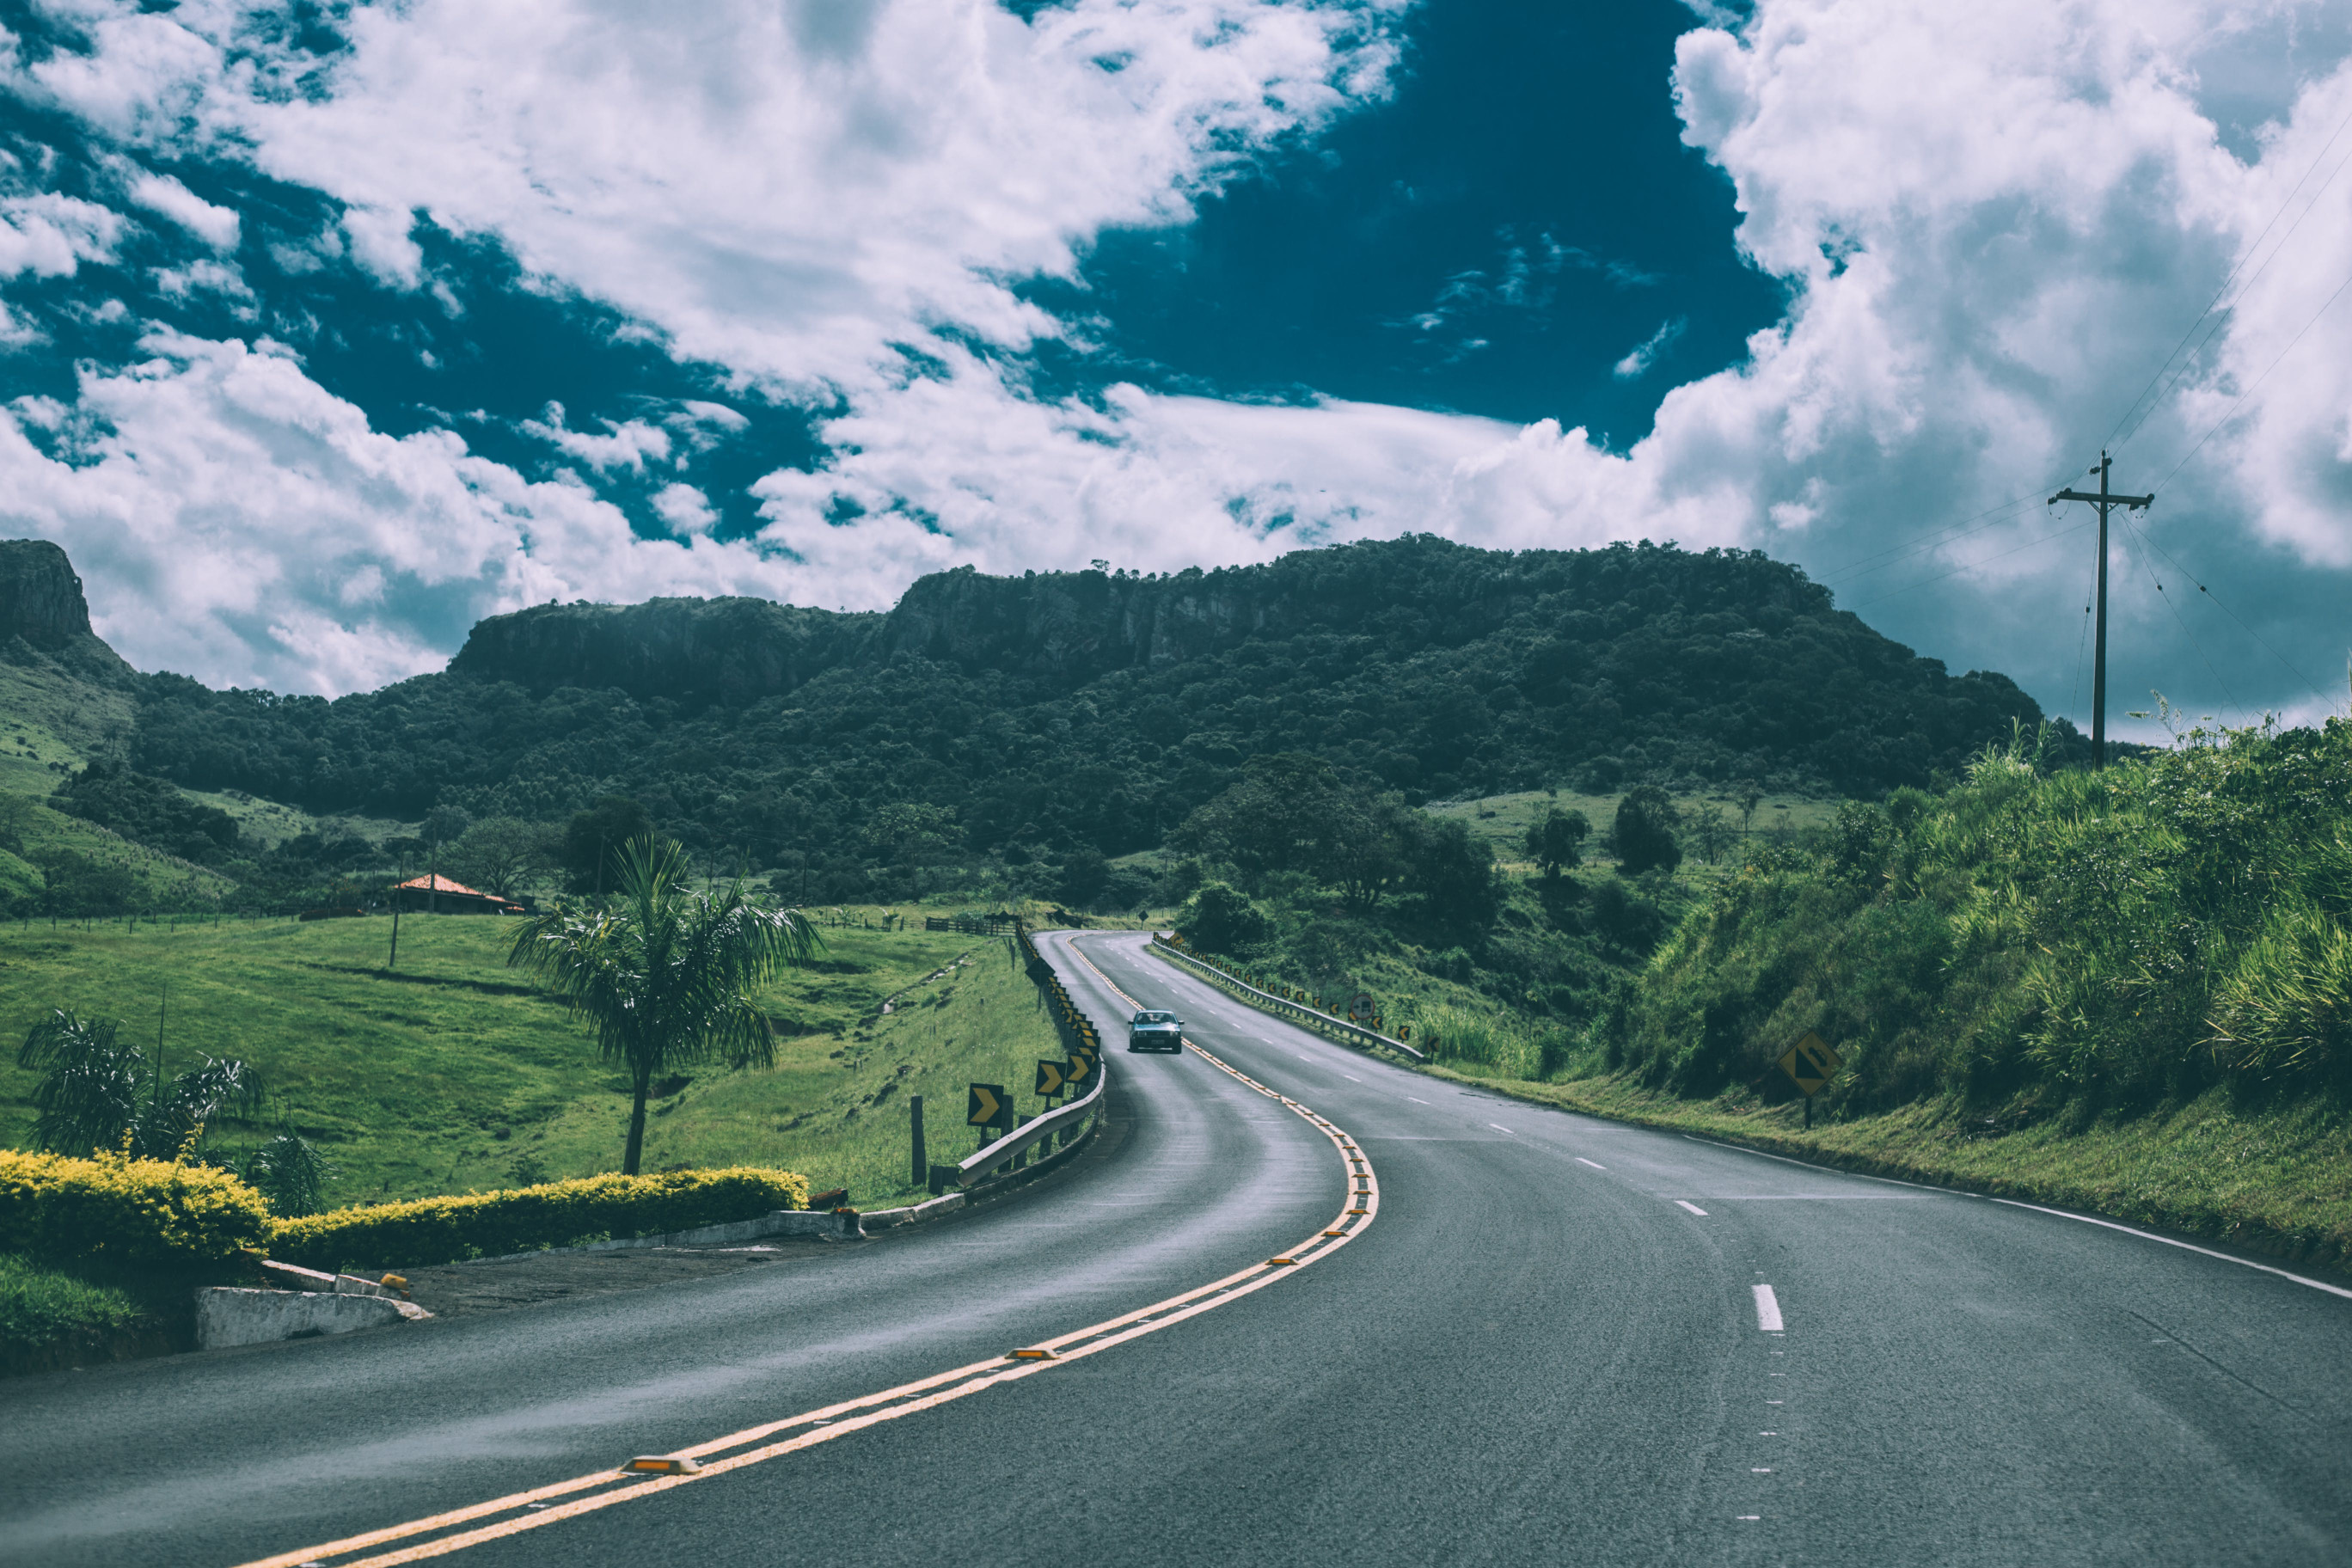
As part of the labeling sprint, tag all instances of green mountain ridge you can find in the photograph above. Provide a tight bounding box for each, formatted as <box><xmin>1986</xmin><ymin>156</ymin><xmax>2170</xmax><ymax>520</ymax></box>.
<box><xmin>42</xmin><ymin>536</ymin><xmax>2075</xmax><ymax>889</ymax></box>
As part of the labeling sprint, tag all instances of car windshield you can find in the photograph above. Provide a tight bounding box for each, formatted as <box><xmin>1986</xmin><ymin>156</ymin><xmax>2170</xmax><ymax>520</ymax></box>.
<box><xmin>1134</xmin><ymin>1011</ymin><xmax>1178</xmax><ymax>1025</ymax></box>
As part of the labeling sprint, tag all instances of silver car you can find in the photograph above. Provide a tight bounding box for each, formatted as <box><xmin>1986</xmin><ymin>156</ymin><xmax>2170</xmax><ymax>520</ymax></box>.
<box><xmin>1126</xmin><ymin>1009</ymin><xmax>1184</xmax><ymax>1052</ymax></box>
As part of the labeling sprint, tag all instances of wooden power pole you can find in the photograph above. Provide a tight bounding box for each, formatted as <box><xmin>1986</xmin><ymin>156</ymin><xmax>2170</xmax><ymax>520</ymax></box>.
<box><xmin>2049</xmin><ymin>453</ymin><xmax>2153</xmax><ymax>769</ymax></box>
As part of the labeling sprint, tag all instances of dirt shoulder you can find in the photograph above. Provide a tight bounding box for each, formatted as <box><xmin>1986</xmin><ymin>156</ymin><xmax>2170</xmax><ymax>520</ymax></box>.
<box><xmin>387</xmin><ymin>1242</ymin><xmax>818</xmax><ymax>1320</ymax></box>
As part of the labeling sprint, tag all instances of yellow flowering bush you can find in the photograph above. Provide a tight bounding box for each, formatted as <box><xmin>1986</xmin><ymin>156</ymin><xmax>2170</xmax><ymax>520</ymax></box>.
<box><xmin>0</xmin><ymin>1148</ymin><xmax>274</xmax><ymax>1267</ymax></box>
<box><xmin>269</xmin><ymin>1166</ymin><xmax>811</xmax><ymax>1271</ymax></box>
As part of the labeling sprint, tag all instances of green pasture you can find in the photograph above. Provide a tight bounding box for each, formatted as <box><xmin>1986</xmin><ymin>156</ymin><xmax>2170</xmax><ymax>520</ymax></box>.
<box><xmin>1424</xmin><ymin>788</ymin><xmax>1840</xmax><ymax>876</ymax></box>
<box><xmin>0</xmin><ymin>907</ymin><xmax>1072</xmax><ymax>1214</ymax></box>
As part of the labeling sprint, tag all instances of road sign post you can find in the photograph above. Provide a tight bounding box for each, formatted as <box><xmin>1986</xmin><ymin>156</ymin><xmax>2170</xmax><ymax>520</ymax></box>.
<box><xmin>910</xmin><ymin>1093</ymin><xmax>926</xmax><ymax>1187</ymax></box>
<box><xmin>967</xmin><ymin>1082</ymin><xmax>1009</xmax><ymax>1148</ymax></box>
<box><xmin>1775</xmin><ymin>1032</ymin><xmax>1843</xmax><ymax>1129</ymax></box>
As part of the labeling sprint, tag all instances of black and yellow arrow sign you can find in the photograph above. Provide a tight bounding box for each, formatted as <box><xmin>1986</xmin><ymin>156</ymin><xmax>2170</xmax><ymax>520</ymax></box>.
<box><xmin>1777</xmin><ymin>1032</ymin><xmax>1843</xmax><ymax>1097</ymax></box>
<box><xmin>967</xmin><ymin>1082</ymin><xmax>1008</xmax><ymax>1128</ymax></box>
<box><xmin>1035</xmin><ymin>1059</ymin><xmax>1066</xmax><ymax>1098</ymax></box>
<box><xmin>1063</xmin><ymin>1050</ymin><xmax>1095</xmax><ymax>1088</ymax></box>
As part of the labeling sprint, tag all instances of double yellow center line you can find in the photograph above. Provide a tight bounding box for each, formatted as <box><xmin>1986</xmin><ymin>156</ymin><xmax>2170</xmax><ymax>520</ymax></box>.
<box><xmin>237</xmin><ymin>935</ymin><xmax>1375</xmax><ymax>1568</ymax></box>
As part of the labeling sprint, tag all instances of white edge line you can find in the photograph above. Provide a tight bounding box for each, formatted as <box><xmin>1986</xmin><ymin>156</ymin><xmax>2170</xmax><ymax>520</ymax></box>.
<box><xmin>1679</xmin><ymin>1133</ymin><xmax>1960</xmax><ymax>1192</ymax></box>
<box><xmin>1681</xmin><ymin>1130</ymin><xmax>2351</xmax><ymax>1302</ymax></box>
<box><xmin>1988</xmin><ymin>1199</ymin><xmax>2352</xmax><ymax>1302</ymax></box>
<box><xmin>1675</xmin><ymin>1200</ymin><xmax>1708</xmax><ymax>1216</ymax></box>
<box><xmin>1752</xmin><ymin>1283</ymin><xmax>1783</xmax><ymax>1332</ymax></box>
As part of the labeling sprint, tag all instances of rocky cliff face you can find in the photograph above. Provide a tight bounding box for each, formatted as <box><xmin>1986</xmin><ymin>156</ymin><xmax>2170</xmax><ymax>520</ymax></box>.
<box><xmin>0</xmin><ymin>539</ymin><xmax>95</xmax><ymax>650</ymax></box>
<box><xmin>877</xmin><ymin>564</ymin><xmax>1290</xmax><ymax>681</ymax></box>
<box><xmin>446</xmin><ymin>595</ymin><xmax>880</xmax><ymax>703</ymax></box>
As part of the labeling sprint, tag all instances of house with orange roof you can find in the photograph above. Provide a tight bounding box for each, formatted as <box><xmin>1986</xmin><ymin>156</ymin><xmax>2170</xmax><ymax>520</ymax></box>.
<box><xmin>389</xmin><ymin>873</ymin><xmax>524</xmax><ymax>915</ymax></box>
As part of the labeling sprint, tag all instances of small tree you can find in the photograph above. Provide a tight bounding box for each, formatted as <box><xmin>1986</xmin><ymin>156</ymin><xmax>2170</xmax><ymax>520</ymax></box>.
<box><xmin>1176</xmin><ymin>881</ymin><xmax>1272</xmax><ymax>954</ymax></box>
<box><xmin>448</xmin><ymin>817</ymin><xmax>554</xmax><ymax>897</ymax></box>
<box><xmin>1524</xmin><ymin>805</ymin><xmax>1590</xmax><ymax>878</ymax></box>
<box><xmin>1683</xmin><ymin>802</ymin><xmax>1731</xmax><ymax>864</ymax></box>
<box><xmin>507</xmin><ymin>836</ymin><xmax>822</xmax><ymax>1176</ymax></box>
<box><xmin>1611</xmin><ymin>787</ymin><xmax>1683</xmax><ymax>875</ymax></box>
<box><xmin>238</xmin><ymin>1131</ymin><xmax>334</xmax><ymax>1216</ymax></box>
<box><xmin>560</xmin><ymin>797</ymin><xmax>656</xmax><ymax>896</ymax></box>
<box><xmin>17</xmin><ymin>1009</ymin><xmax>263</xmax><ymax>1159</ymax></box>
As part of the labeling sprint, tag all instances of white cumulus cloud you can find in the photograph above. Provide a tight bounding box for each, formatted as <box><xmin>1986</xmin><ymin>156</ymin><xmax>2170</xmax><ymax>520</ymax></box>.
<box><xmin>123</xmin><ymin>167</ymin><xmax>238</xmax><ymax>250</ymax></box>
<box><xmin>0</xmin><ymin>0</ymin><xmax>2346</xmax><ymax>736</ymax></box>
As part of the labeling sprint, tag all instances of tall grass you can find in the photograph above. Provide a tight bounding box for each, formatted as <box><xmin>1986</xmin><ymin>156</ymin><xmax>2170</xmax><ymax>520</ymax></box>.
<box><xmin>1608</xmin><ymin>717</ymin><xmax>2352</xmax><ymax>1117</ymax></box>
<box><xmin>1403</xmin><ymin>1000</ymin><xmax>1575</xmax><ymax>1082</ymax></box>
<box><xmin>0</xmin><ymin>1253</ymin><xmax>146</xmax><ymax>1355</ymax></box>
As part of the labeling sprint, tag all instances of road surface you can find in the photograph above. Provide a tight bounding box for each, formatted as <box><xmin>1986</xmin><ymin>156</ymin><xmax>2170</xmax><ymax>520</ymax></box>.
<box><xmin>3</xmin><ymin>930</ymin><xmax>2347</xmax><ymax>1566</ymax></box>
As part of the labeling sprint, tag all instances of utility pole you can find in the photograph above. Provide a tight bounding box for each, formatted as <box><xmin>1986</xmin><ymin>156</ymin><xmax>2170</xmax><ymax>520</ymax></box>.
<box><xmin>2049</xmin><ymin>453</ymin><xmax>2153</xmax><ymax>769</ymax></box>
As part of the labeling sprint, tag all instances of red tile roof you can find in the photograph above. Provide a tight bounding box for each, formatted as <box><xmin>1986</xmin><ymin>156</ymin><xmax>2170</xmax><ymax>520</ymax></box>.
<box><xmin>394</xmin><ymin>873</ymin><xmax>493</xmax><ymax>897</ymax></box>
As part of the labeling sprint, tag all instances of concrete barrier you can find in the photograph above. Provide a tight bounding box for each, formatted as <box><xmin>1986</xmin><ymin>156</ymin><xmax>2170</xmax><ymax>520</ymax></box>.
<box><xmin>197</xmin><ymin>1288</ymin><xmax>432</xmax><ymax>1351</ymax></box>
<box><xmin>861</xmin><ymin>1191</ymin><xmax>965</xmax><ymax>1230</ymax></box>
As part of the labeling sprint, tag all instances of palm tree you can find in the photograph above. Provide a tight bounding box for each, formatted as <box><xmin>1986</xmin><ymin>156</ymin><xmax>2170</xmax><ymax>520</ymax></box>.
<box><xmin>17</xmin><ymin>1010</ymin><xmax>263</xmax><ymax>1159</ymax></box>
<box><xmin>506</xmin><ymin>836</ymin><xmax>822</xmax><ymax>1176</ymax></box>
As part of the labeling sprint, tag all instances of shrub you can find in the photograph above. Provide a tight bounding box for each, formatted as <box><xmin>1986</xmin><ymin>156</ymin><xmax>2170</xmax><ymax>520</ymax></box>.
<box><xmin>1611</xmin><ymin>786</ymin><xmax>1682</xmax><ymax>875</ymax></box>
<box><xmin>1177</xmin><ymin>881</ymin><xmax>1273</xmax><ymax>954</ymax></box>
<box><xmin>0</xmin><ymin>1148</ymin><xmax>274</xmax><ymax>1268</ymax></box>
<box><xmin>268</xmin><ymin>1166</ymin><xmax>812</xmax><ymax>1271</ymax></box>
<box><xmin>0</xmin><ymin>1253</ymin><xmax>149</xmax><ymax>1355</ymax></box>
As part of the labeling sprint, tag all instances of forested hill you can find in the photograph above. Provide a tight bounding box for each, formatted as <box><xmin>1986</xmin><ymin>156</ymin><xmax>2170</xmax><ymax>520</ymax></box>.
<box><xmin>89</xmin><ymin>536</ymin><xmax>2059</xmax><ymax>874</ymax></box>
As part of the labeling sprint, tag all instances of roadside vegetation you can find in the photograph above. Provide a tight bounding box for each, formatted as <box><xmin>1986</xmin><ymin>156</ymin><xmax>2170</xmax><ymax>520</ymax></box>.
<box><xmin>0</xmin><ymin>902</ymin><xmax>1060</xmax><ymax>1208</ymax></box>
<box><xmin>1170</xmin><ymin>719</ymin><xmax>2352</xmax><ymax>1272</ymax></box>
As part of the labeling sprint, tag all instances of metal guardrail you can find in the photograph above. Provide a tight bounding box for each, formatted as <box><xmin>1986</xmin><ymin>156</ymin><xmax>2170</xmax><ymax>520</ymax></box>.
<box><xmin>953</xmin><ymin>1031</ymin><xmax>1108</xmax><ymax>1187</ymax></box>
<box><xmin>1149</xmin><ymin>936</ymin><xmax>1428</xmax><ymax>1062</ymax></box>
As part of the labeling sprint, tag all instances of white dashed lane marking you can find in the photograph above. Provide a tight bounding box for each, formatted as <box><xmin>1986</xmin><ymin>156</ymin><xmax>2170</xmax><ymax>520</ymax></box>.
<box><xmin>1675</xmin><ymin>1200</ymin><xmax>1708</xmax><ymax>1216</ymax></box>
<box><xmin>1753</xmin><ymin>1284</ymin><xmax>1784</xmax><ymax>1332</ymax></box>
<box><xmin>1574</xmin><ymin>1157</ymin><xmax>1606</xmax><ymax>1171</ymax></box>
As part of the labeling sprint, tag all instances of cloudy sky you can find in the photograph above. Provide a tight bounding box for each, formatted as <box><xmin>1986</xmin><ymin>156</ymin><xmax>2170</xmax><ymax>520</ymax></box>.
<box><xmin>2</xmin><ymin>0</ymin><xmax>2349</xmax><ymax>737</ymax></box>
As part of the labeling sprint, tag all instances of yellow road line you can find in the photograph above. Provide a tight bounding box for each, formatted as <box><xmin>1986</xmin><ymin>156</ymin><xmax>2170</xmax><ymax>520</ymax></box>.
<box><xmin>236</xmin><ymin>933</ymin><xmax>1376</xmax><ymax>1568</ymax></box>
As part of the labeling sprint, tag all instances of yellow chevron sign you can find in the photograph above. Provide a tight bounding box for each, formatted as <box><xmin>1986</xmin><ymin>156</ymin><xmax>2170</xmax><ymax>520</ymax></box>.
<box><xmin>1035</xmin><ymin>1060</ymin><xmax>1066</xmax><ymax>1098</ymax></box>
<box><xmin>967</xmin><ymin>1082</ymin><xmax>1008</xmax><ymax>1128</ymax></box>
<box><xmin>1777</xmin><ymin>1032</ymin><xmax>1842</xmax><ymax>1097</ymax></box>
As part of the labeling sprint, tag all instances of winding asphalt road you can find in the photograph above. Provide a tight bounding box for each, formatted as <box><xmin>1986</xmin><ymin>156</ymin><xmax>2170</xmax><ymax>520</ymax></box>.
<box><xmin>4</xmin><ymin>930</ymin><xmax>2349</xmax><ymax>1566</ymax></box>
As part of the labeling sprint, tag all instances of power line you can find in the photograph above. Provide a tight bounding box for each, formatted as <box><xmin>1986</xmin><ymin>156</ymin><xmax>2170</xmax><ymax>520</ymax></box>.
<box><xmin>1850</xmin><ymin>516</ymin><xmax>2093</xmax><ymax>610</ymax></box>
<box><xmin>2119</xmin><ymin>511</ymin><xmax>2245</xmax><ymax>725</ymax></box>
<box><xmin>2105</xmin><ymin>95</ymin><xmax>2352</xmax><ymax>455</ymax></box>
<box><xmin>2068</xmin><ymin>574</ymin><xmax>2092</xmax><ymax>717</ymax></box>
<box><xmin>2152</xmin><ymin>257</ymin><xmax>2352</xmax><ymax>495</ymax></box>
<box><xmin>1818</xmin><ymin>480</ymin><xmax>2070</xmax><ymax>585</ymax></box>
<box><xmin>2125</xmin><ymin>522</ymin><xmax>2336</xmax><ymax>707</ymax></box>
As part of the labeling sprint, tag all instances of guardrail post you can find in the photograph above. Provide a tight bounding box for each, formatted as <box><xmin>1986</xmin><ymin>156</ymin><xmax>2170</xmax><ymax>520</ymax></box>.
<box><xmin>910</xmin><ymin>1093</ymin><xmax>926</xmax><ymax>1187</ymax></box>
<box><xmin>1011</xmin><ymin>1112</ymin><xmax>1033</xmax><ymax>1170</ymax></box>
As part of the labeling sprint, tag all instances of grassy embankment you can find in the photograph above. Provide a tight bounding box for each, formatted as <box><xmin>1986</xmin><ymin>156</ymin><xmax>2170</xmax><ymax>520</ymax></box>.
<box><xmin>1192</xmin><ymin>732</ymin><xmax>2352</xmax><ymax>1276</ymax></box>
<box><xmin>1426</xmin><ymin>1069</ymin><xmax>2352</xmax><ymax>1269</ymax></box>
<box><xmin>0</xmin><ymin>906</ymin><xmax>1069</xmax><ymax>1212</ymax></box>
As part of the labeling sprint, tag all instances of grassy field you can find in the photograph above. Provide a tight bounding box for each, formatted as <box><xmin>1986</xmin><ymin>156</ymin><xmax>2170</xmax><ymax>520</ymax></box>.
<box><xmin>0</xmin><ymin>906</ymin><xmax>1072</xmax><ymax>1214</ymax></box>
<box><xmin>1424</xmin><ymin>788</ymin><xmax>1841</xmax><ymax>877</ymax></box>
